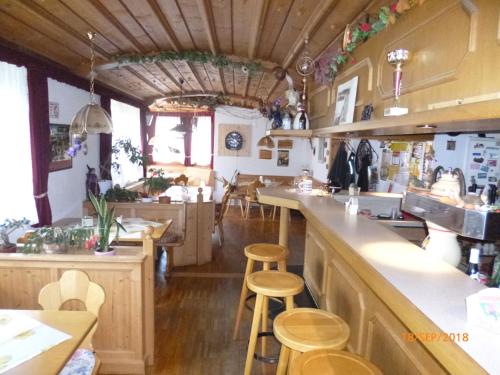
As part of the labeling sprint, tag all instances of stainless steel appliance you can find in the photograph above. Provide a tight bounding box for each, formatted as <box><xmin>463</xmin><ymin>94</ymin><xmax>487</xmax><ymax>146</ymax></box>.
<box><xmin>403</xmin><ymin>191</ymin><xmax>500</xmax><ymax>241</ymax></box>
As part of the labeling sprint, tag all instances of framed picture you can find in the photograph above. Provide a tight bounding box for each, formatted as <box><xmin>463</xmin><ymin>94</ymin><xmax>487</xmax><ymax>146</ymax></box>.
<box><xmin>333</xmin><ymin>76</ymin><xmax>358</xmax><ymax>125</ymax></box>
<box><xmin>277</xmin><ymin>150</ymin><xmax>289</xmax><ymax>167</ymax></box>
<box><xmin>49</xmin><ymin>124</ymin><xmax>72</xmax><ymax>172</ymax></box>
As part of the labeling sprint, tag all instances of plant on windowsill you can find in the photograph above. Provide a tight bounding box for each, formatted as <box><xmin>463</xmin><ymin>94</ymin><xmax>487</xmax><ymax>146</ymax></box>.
<box><xmin>88</xmin><ymin>192</ymin><xmax>126</xmax><ymax>255</ymax></box>
<box><xmin>0</xmin><ymin>218</ymin><xmax>30</xmax><ymax>253</ymax></box>
<box><xmin>22</xmin><ymin>226</ymin><xmax>94</xmax><ymax>254</ymax></box>
<box><xmin>144</xmin><ymin>168</ymin><xmax>174</xmax><ymax>197</ymax></box>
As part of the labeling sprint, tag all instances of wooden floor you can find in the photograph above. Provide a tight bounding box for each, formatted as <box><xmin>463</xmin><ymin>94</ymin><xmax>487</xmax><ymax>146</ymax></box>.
<box><xmin>147</xmin><ymin>207</ymin><xmax>308</xmax><ymax>375</ymax></box>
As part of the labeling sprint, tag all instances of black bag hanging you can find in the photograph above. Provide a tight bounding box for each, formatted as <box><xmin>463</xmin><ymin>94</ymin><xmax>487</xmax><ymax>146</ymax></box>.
<box><xmin>355</xmin><ymin>140</ymin><xmax>373</xmax><ymax>192</ymax></box>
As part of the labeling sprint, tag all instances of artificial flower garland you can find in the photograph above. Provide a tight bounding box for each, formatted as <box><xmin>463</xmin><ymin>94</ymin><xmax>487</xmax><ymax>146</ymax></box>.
<box><xmin>115</xmin><ymin>50</ymin><xmax>263</xmax><ymax>75</ymax></box>
<box><xmin>315</xmin><ymin>0</ymin><xmax>426</xmax><ymax>85</ymax></box>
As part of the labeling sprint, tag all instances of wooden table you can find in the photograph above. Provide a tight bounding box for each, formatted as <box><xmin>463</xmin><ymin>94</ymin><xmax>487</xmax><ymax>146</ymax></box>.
<box><xmin>3</xmin><ymin>310</ymin><xmax>97</xmax><ymax>375</ymax></box>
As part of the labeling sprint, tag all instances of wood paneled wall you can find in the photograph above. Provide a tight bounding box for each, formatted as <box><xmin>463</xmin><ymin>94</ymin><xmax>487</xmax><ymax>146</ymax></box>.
<box><xmin>310</xmin><ymin>0</ymin><xmax>500</xmax><ymax>131</ymax></box>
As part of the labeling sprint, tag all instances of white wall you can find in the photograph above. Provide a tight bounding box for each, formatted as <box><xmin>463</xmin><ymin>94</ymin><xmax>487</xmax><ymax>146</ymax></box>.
<box><xmin>310</xmin><ymin>137</ymin><xmax>330</xmax><ymax>183</ymax></box>
<box><xmin>47</xmin><ymin>79</ymin><xmax>100</xmax><ymax>222</ymax></box>
<box><xmin>213</xmin><ymin>107</ymin><xmax>312</xmax><ymax>201</ymax></box>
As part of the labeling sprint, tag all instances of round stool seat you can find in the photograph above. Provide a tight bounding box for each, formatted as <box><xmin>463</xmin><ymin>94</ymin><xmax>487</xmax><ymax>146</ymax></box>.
<box><xmin>247</xmin><ymin>271</ymin><xmax>304</xmax><ymax>298</ymax></box>
<box><xmin>274</xmin><ymin>308</ymin><xmax>350</xmax><ymax>352</ymax></box>
<box><xmin>289</xmin><ymin>349</ymin><xmax>382</xmax><ymax>375</ymax></box>
<box><xmin>244</xmin><ymin>243</ymin><xmax>288</xmax><ymax>263</ymax></box>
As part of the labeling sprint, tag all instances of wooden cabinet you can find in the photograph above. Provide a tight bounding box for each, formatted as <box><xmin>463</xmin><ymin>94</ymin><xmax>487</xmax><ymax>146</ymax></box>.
<box><xmin>304</xmin><ymin>224</ymin><xmax>448</xmax><ymax>374</ymax></box>
<box><xmin>309</xmin><ymin>0</ymin><xmax>500</xmax><ymax>137</ymax></box>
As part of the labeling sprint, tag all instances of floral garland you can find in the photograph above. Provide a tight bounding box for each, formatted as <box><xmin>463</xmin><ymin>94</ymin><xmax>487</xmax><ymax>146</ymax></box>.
<box><xmin>315</xmin><ymin>0</ymin><xmax>426</xmax><ymax>85</ymax></box>
<box><xmin>152</xmin><ymin>94</ymin><xmax>231</xmax><ymax>111</ymax></box>
<box><xmin>115</xmin><ymin>51</ymin><xmax>263</xmax><ymax>75</ymax></box>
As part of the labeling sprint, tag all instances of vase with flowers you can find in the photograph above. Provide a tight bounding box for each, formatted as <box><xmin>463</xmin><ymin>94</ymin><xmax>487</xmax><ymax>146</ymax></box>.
<box><xmin>88</xmin><ymin>192</ymin><xmax>126</xmax><ymax>255</ymax></box>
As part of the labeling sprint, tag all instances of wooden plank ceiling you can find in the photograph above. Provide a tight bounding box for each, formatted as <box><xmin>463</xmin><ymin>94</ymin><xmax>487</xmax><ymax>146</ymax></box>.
<box><xmin>0</xmin><ymin>0</ymin><xmax>386</xmax><ymax>107</ymax></box>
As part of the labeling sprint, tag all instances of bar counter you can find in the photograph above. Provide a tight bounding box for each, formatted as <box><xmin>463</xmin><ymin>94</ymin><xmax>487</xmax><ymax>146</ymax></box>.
<box><xmin>258</xmin><ymin>187</ymin><xmax>497</xmax><ymax>375</ymax></box>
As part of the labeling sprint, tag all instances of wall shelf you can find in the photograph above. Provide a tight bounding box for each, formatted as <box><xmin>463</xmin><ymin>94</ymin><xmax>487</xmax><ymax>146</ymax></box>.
<box><xmin>266</xmin><ymin>129</ymin><xmax>313</xmax><ymax>138</ymax></box>
<box><xmin>311</xmin><ymin>99</ymin><xmax>500</xmax><ymax>139</ymax></box>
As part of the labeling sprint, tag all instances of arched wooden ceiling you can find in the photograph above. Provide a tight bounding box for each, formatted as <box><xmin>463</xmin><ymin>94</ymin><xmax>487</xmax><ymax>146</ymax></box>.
<box><xmin>0</xmin><ymin>0</ymin><xmax>386</xmax><ymax>107</ymax></box>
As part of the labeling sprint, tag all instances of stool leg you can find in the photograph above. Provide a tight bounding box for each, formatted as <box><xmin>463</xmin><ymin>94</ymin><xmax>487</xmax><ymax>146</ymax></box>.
<box><xmin>245</xmin><ymin>201</ymin><xmax>250</xmax><ymax>219</ymax></box>
<box><xmin>239</xmin><ymin>199</ymin><xmax>245</xmax><ymax>217</ymax></box>
<box><xmin>244</xmin><ymin>294</ymin><xmax>264</xmax><ymax>375</ymax></box>
<box><xmin>272</xmin><ymin>205</ymin><xmax>277</xmax><ymax>220</ymax></box>
<box><xmin>260</xmin><ymin>205</ymin><xmax>265</xmax><ymax>220</ymax></box>
<box><xmin>285</xmin><ymin>296</ymin><xmax>294</xmax><ymax>311</ymax></box>
<box><xmin>261</xmin><ymin>295</ymin><xmax>269</xmax><ymax>359</ymax></box>
<box><xmin>276</xmin><ymin>344</ymin><xmax>290</xmax><ymax>375</ymax></box>
<box><xmin>288</xmin><ymin>350</ymin><xmax>300</xmax><ymax>372</ymax></box>
<box><xmin>277</xmin><ymin>259</ymin><xmax>287</xmax><ymax>272</ymax></box>
<box><xmin>233</xmin><ymin>259</ymin><xmax>254</xmax><ymax>340</ymax></box>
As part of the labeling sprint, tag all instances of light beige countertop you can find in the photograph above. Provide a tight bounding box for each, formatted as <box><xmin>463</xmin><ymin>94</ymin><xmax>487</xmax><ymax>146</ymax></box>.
<box><xmin>258</xmin><ymin>187</ymin><xmax>497</xmax><ymax>374</ymax></box>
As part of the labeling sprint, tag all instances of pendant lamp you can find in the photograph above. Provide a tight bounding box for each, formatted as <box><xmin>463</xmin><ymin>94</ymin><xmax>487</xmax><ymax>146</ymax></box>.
<box><xmin>69</xmin><ymin>32</ymin><xmax>113</xmax><ymax>139</ymax></box>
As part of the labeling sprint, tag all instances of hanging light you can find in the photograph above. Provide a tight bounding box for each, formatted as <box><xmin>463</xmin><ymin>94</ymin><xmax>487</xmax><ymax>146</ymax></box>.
<box><xmin>171</xmin><ymin>78</ymin><xmax>189</xmax><ymax>133</ymax></box>
<box><xmin>69</xmin><ymin>31</ymin><xmax>113</xmax><ymax>139</ymax></box>
<box><xmin>295</xmin><ymin>36</ymin><xmax>315</xmax><ymax>105</ymax></box>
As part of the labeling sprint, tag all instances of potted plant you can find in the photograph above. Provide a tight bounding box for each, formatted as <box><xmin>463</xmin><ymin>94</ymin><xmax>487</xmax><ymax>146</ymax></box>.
<box><xmin>88</xmin><ymin>192</ymin><xmax>126</xmax><ymax>255</ymax></box>
<box><xmin>144</xmin><ymin>168</ymin><xmax>174</xmax><ymax>197</ymax></box>
<box><xmin>22</xmin><ymin>226</ymin><xmax>94</xmax><ymax>254</ymax></box>
<box><xmin>0</xmin><ymin>218</ymin><xmax>30</xmax><ymax>253</ymax></box>
<box><xmin>104</xmin><ymin>185</ymin><xmax>139</xmax><ymax>202</ymax></box>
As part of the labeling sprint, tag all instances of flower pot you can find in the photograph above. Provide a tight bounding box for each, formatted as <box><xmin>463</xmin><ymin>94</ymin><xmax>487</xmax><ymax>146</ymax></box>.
<box><xmin>141</xmin><ymin>197</ymin><xmax>153</xmax><ymax>203</ymax></box>
<box><xmin>42</xmin><ymin>243</ymin><xmax>68</xmax><ymax>254</ymax></box>
<box><xmin>0</xmin><ymin>245</ymin><xmax>17</xmax><ymax>253</ymax></box>
<box><xmin>94</xmin><ymin>248</ymin><xmax>116</xmax><ymax>256</ymax></box>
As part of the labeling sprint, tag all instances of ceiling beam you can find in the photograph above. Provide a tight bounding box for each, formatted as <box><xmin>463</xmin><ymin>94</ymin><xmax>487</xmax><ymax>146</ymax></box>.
<box><xmin>124</xmin><ymin>66</ymin><xmax>168</xmax><ymax>96</ymax></box>
<box><xmin>281</xmin><ymin>0</ymin><xmax>339</xmax><ymax>69</ymax></box>
<box><xmin>313</xmin><ymin>0</ymin><xmax>380</xmax><ymax>61</ymax></box>
<box><xmin>248</xmin><ymin>0</ymin><xmax>269</xmax><ymax>59</ymax></box>
<box><xmin>88</xmin><ymin>0</ymin><xmax>147</xmax><ymax>53</ymax></box>
<box><xmin>196</xmin><ymin>0</ymin><xmax>219</xmax><ymax>54</ymax></box>
<box><xmin>266</xmin><ymin>0</ymin><xmax>339</xmax><ymax>98</ymax></box>
<box><xmin>243</xmin><ymin>75</ymin><xmax>251</xmax><ymax>98</ymax></box>
<box><xmin>146</xmin><ymin>0</ymin><xmax>182</xmax><ymax>51</ymax></box>
<box><xmin>218</xmin><ymin>68</ymin><xmax>227</xmax><ymax>95</ymax></box>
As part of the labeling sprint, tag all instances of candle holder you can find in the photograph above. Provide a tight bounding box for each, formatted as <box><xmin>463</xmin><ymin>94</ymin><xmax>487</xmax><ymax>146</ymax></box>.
<box><xmin>384</xmin><ymin>48</ymin><xmax>410</xmax><ymax>117</ymax></box>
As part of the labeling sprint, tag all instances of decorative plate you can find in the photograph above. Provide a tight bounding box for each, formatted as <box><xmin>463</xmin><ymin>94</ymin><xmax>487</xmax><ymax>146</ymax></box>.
<box><xmin>225</xmin><ymin>131</ymin><xmax>243</xmax><ymax>150</ymax></box>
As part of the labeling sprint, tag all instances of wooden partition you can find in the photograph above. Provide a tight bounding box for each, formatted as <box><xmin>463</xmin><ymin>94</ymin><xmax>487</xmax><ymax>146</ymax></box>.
<box><xmin>0</xmin><ymin>236</ymin><xmax>155</xmax><ymax>375</ymax></box>
<box><xmin>83</xmin><ymin>200</ymin><xmax>215</xmax><ymax>266</ymax></box>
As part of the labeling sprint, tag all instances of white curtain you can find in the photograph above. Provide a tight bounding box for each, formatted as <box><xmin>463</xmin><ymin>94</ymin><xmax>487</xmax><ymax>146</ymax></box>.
<box><xmin>0</xmin><ymin>61</ymin><xmax>37</xmax><ymax>223</ymax></box>
<box><xmin>111</xmin><ymin>99</ymin><xmax>143</xmax><ymax>187</ymax></box>
<box><xmin>191</xmin><ymin>116</ymin><xmax>212</xmax><ymax>166</ymax></box>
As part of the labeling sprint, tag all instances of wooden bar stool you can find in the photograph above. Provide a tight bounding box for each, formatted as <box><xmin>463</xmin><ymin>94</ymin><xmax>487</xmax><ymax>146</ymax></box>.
<box><xmin>233</xmin><ymin>243</ymin><xmax>288</xmax><ymax>341</ymax></box>
<box><xmin>273</xmin><ymin>308</ymin><xmax>350</xmax><ymax>375</ymax></box>
<box><xmin>244</xmin><ymin>270</ymin><xmax>304</xmax><ymax>375</ymax></box>
<box><xmin>289</xmin><ymin>349</ymin><xmax>382</xmax><ymax>375</ymax></box>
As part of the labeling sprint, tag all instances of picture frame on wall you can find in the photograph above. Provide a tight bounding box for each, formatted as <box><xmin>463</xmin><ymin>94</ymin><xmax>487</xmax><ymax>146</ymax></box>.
<box><xmin>277</xmin><ymin>150</ymin><xmax>289</xmax><ymax>167</ymax></box>
<box><xmin>49</xmin><ymin>123</ymin><xmax>72</xmax><ymax>172</ymax></box>
<box><xmin>333</xmin><ymin>76</ymin><xmax>358</xmax><ymax>125</ymax></box>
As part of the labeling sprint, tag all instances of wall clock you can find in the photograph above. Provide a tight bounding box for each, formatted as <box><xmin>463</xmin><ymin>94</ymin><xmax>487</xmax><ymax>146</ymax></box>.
<box><xmin>225</xmin><ymin>131</ymin><xmax>243</xmax><ymax>150</ymax></box>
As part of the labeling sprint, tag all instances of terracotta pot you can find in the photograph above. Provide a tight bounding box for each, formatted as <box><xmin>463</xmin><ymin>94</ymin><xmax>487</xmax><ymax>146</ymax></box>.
<box><xmin>0</xmin><ymin>245</ymin><xmax>17</xmax><ymax>253</ymax></box>
<box><xmin>159</xmin><ymin>196</ymin><xmax>171</xmax><ymax>204</ymax></box>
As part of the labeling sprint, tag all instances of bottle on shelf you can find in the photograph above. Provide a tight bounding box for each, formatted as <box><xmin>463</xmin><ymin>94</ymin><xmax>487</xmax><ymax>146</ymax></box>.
<box><xmin>467</xmin><ymin>247</ymin><xmax>480</xmax><ymax>281</ymax></box>
<box><xmin>298</xmin><ymin>109</ymin><xmax>306</xmax><ymax>130</ymax></box>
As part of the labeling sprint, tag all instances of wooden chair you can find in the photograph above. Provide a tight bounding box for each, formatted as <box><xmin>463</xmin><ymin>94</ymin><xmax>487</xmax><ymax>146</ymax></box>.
<box><xmin>244</xmin><ymin>180</ymin><xmax>266</xmax><ymax>219</ymax></box>
<box><xmin>214</xmin><ymin>183</ymin><xmax>231</xmax><ymax>247</ymax></box>
<box><xmin>38</xmin><ymin>270</ymin><xmax>105</xmax><ymax>375</ymax></box>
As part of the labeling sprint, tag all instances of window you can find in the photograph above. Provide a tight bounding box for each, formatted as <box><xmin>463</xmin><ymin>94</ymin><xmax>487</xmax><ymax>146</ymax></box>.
<box><xmin>152</xmin><ymin>114</ymin><xmax>213</xmax><ymax>167</ymax></box>
<box><xmin>110</xmin><ymin>100</ymin><xmax>142</xmax><ymax>187</ymax></box>
<box><xmin>152</xmin><ymin>116</ymin><xmax>185</xmax><ymax>164</ymax></box>
<box><xmin>0</xmin><ymin>62</ymin><xmax>37</xmax><ymax>222</ymax></box>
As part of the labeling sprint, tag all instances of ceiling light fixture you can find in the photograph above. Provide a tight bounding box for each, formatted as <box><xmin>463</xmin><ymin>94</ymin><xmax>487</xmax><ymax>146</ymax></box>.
<box><xmin>69</xmin><ymin>32</ymin><xmax>113</xmax><ymax>143</ymax></box>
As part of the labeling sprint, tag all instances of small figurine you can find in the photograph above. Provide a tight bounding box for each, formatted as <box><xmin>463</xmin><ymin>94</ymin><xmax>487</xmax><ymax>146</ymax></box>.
<box><xmin>86</xmin><ymin>165</ymin><xmax>100</xmax><ymax>199</ymax></box>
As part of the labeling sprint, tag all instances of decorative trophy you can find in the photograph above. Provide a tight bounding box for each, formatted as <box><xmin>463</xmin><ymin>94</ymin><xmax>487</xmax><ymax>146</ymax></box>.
<box><xmin>384</xmin><ymin>48</ymin><xmax>410</xmax><ymax>116</ymax></box>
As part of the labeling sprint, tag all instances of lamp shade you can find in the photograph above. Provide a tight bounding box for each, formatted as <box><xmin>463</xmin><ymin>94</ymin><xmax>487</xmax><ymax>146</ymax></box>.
<box><xmin>69</xmin><ymin>103</ymin><xmax>113</xmax><ymax>135</ymax></box>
